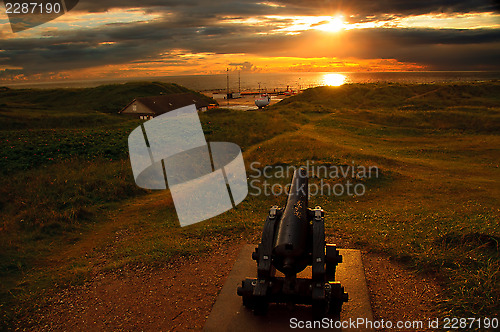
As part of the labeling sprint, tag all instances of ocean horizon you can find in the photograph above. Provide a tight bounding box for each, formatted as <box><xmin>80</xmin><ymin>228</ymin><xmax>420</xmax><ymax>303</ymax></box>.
<box><xmin>3</xmin><ymin>71</ymin><xmax>500</xmax><ymax>91</ymax></box>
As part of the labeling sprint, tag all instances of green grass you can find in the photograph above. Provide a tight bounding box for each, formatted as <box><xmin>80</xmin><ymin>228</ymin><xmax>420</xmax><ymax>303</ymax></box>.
<box><xmin>0</xmin><ymin>81</ymin><xmax>216</xmax><ymax>327</ymax></box>
<box><xmin>200</xmin><ymin>106</ymin><xmax>299</xmax><ymax>150</ymax></box>
<box><xmin>1</xmin><ymin>81</ymin><xmax>499</xmax><ymax>329</ymax></box>
<box><xmin>0</xmin><ymin>124</ymin><xmax>138</xmax><ymax>174</ymax></box>
<box><xmin>0</xmin><ymin>81</ymin><xmax>209</xmax><ymax>113</ymax></box>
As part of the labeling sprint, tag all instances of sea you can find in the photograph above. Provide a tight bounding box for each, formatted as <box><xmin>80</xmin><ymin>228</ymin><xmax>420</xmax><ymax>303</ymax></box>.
<box><xmin>3</xmin><ymin>71</ymin><xmax>500</xmax><ymax>91</ymax></box>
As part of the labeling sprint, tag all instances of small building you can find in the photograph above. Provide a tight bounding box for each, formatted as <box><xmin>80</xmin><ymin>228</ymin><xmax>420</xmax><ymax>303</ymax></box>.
<box><xmin>119</xmin><ymin>93</ymin><xmax>217</xmax><ymax>119</ymax></box>
<box><xmin>212</xmin><ymin>92</ymin><xmax>241</xmax><ymax>100</ymax></box>
<box><xmin>212</xmin><ymin>93</ymin><xmax>227</xmax><ymax>100</ymax></box>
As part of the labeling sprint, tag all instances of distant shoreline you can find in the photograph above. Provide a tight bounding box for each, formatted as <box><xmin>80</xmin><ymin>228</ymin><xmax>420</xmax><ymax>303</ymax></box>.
<box><xmin>1</xmin><ymin>71</ymin><xmax>499</xmax><ymax>91</ymax></box>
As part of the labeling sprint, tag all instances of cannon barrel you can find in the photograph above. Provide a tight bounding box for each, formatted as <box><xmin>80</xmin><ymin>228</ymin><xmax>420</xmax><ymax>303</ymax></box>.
<box><xmin>273</xmin><ymin>168</ymin><xmax>310</xmax><ymax>275</ymax></box>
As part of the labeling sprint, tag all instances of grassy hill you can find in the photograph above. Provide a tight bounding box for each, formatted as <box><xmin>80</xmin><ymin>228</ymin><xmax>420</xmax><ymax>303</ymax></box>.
<box><xmin>0</xmin><ymin>81</ymin><xmax>216</xmax><ymax>129</ymax></box>
<box><xmin>1</xmin><ymin>81</ymin><xmax>499</xmax><ymax>329</ymax></box>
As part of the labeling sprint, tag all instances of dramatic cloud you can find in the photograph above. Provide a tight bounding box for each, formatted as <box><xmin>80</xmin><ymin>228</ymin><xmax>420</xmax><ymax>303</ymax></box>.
<box><xmin>71</xmin><ymin>0</ymin><xmax>499</xmax><ymax>18</ymax></box>
<box><xmin>283</xmin><ymin>28</ymin><xmax>500</xmax><ymax>70</ymax></box>
<box><xmin>275</xmin><ymin>0</ymin><xmax>500</xmax><ymax>17</ymax></box>
<box><xmin>229</xmin><ymin>61</ymin><xmax>256</xmax><ymax>71</ymax></box>
<box><xmin>0</xmin><ymin>0</ymin><xmax>499</xmax><ymax>79</ymax></box>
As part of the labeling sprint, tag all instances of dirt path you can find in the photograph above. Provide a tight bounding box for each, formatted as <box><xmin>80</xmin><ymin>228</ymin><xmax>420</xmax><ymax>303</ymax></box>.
<box><xmin>405</xmin><ymin>88</ymin><xmax>443</xmax><ymax>101</ymax></box>
<box><xmin>363</xmin><ymin>253</ymin><xmax>441</xmax><ymax>330</ymax></box>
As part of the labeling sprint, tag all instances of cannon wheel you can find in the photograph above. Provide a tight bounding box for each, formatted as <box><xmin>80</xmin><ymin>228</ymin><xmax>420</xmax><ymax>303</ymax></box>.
<box><xmin>328</xmin><ymin>282</ymin><xmax>348</xmax><ymax>315</ymax></box>
<box><xmin>312</xmin><ymin>299</ymin><xmax>327</xmax><ymax>319</ymax></box>
<box><xmin>325</xmin><ymin>244</ymin><xmax>341</xmax><ymax>281</ymax></box>
<box><xmin>328</xmin><ymin>300</ymin><xmax>343</xmax><ymax>315</ymax></box>
<box><xmin>242</xmin><ymin>294</ymin><xmax>255</xmax><ymax>309</ymax></box>
<box><xmin>253</xmin><ymin>298</ymin><xmax>269</xmax><ymax>315</ymax></box>
<box><xmin>238</xmin><ymin>279</ymin><xmax>256</xmax><ymax>309</ymax></box>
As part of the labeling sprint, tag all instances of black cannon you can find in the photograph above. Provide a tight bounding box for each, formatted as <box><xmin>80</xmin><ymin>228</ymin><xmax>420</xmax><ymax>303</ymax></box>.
<box><xmin>237</xmin><ymin>168</ymin><xmax>348</xmax><ymax>317</ymax></box>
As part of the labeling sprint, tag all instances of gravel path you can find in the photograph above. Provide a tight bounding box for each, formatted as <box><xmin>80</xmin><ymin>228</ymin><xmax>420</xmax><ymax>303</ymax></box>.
<box><xmin>15</xmin><ymin>240</ymin><xmax>442</xmax><ymax>331</ymax></box>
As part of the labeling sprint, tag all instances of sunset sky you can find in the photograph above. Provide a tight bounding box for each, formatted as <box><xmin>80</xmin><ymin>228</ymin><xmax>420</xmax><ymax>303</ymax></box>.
<box><xmin>1</xmin><ymin>0</ymin><xmax>499</xmax><ymax>81</ymax></box>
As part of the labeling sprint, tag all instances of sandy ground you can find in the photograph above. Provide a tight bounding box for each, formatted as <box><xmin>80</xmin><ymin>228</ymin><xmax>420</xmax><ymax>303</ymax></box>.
<box><xmin>16</xmin><ymin>239</ymin><xmax>442</xmax><ymax>332</ymax></box>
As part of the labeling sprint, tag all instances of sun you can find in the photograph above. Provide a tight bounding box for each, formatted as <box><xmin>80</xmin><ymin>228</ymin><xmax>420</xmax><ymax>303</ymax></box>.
<box><xmin>317</xmin><ymin>15</ymin><xmax>345</xmax><ymax>32</ymax></box>
<box><xmin>323</xmin><ymin>73</ymin><xmax>346</xmax><ymax>86</ymax></box>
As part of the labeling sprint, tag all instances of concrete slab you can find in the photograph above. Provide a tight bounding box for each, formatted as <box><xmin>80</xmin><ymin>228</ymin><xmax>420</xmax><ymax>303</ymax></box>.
<box><xmin>204</xmin><ymin>245</ymin><xmax>374</xmax><ymax>331</ymax></box>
